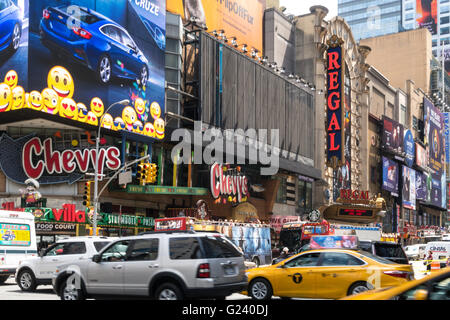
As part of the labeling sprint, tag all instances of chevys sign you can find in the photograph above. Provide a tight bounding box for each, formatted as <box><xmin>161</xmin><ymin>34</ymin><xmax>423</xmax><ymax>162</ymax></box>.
<box><xmin>210</xmin><ymin>163</ymin><xmax>249</xmax><ymax>203</ymax></box>
<box><xmin>0</xmin><ymin>134</ymin><xmax>120</xmax><ymax>184</ymax></box>
<box><xmin>326</xmin><ymin>35</ymin><xmax>345</xmax><ymax>168</ymax></box>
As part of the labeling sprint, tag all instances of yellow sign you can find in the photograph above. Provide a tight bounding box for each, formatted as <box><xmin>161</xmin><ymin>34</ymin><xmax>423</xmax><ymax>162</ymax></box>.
<box><xmin>232</xmin><ymin>202</ymin><xmax>258</xmax><ymax>222</ymax></box>
<box><xmin>167</xmin><ymin>0</ymin><xmax>265</xmax><ymax>53</ymax></box>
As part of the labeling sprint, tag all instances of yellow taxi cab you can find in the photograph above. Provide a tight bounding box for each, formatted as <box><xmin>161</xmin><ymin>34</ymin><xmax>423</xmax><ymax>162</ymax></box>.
<box><xmin>341</xmin><ymin>267</ymin><xmax>450</xmax><ymax>300</ymax></box>
<box><xmin>244</xmin><ymin>236</ymin><xmax>414</xmax><ymax>300</ymax></box>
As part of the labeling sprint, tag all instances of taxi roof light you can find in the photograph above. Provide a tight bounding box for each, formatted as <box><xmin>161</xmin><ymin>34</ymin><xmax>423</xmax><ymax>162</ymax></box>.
<box><xmin>309</xmin><ymin>235</ymin><xmax>359</xmax><ymax>250</ymax></box>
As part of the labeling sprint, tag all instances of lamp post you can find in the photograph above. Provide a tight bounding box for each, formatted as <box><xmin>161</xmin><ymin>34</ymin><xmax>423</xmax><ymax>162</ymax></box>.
<box><xmin>92</xmin><ymin>99</ymin><xmax>129</xmax><ymax>236</ymax></box>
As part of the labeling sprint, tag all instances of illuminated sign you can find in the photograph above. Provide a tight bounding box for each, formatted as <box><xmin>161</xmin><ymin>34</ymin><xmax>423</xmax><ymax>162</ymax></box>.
<box><xmin>326</xmin><ymin>35</ymin><xmax>345</xmax><ymax>168</ymax></box>
<box><xmin>338</xmin><ymin>208</ymin><xmax>374</xmax><ymax>217</ymax></box>
<box><xmin>338</xmin><ymin>189</ymin><xmax>372</xmax><ymax>204</ymax></box>
<box><xmin>210</xmin><ymin>163</ymin><xmax>249</xmax><ymax>203</ymax></box>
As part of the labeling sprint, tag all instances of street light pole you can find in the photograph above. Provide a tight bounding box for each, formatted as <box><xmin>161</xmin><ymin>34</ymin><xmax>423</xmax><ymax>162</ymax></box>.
<box><xmin>92</xmin><ymin>99</ymin><xmax>129</xmax><ymax>236</ymax></box>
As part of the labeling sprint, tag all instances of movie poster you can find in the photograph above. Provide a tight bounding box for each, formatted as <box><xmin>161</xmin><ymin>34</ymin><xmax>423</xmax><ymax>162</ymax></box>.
<box><xmin>416</xmin><ymin>171</ymin><xmax>427</xmax><ymax>201</ymax></box>
<box><xmin>402</xmin><ymin>166</ymin><xmax>416</xmax><ymax>210</ymax></box>
<box><xmin>382</xmin><ymin>116</ymin><xmax>404</xmax><ymax>155</ymax></box>
<box><xmin>382</xmin><ymin>157</ymin><xmax>399</xmax><ymax>196</ymax></box>
<box><xmin>416</xmin><ymin>0</ymin><xmax>437</xmax><ymax>35</ymax></box>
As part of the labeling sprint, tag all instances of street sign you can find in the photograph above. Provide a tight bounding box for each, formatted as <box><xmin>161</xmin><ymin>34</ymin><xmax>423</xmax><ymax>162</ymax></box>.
<box><xmin>119</xmin><ymin>171</ymin><xmax>132</xmax><ymax>185</ymax></box>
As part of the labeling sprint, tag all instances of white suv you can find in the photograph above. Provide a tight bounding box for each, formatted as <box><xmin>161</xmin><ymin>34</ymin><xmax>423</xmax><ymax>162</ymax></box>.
<box><xmin>52</xmin><ymin>231</ymin><xmax>247</xmax><ymax>300</ymax></box>
<box><xmin>16</xmin><ymin>236</ymin><xmax>114</xmax><ymax>292</ymax></box>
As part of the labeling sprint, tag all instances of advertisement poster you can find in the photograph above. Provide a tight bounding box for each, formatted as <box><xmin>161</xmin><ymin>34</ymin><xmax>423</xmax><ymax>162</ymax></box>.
<box><xmin>424</xmin><ymin>97</ymin><xmax>444</xmax><ymax>174</ymax></box>
<box><xmin>404</xmin><ymin>129</ymin><xmax>415</xmax><ymax>167</ymax></box>
<box><xmin>382</xmin><ymin>156</ymin><xmax>399</xmax><ymax>196</ymax></box>
<box><xmin>416</xmin><ymin>171</ymin><xmax>427</xmax><ymax>201</ymax></box>
<box><xmin>309</xmin><ymin>235</ymin><xmax>358</xmax><ymax>249</ymax></box>
<box><xmin>402</xmin><ymin>166</ymin><xmax>416</xmax><ymax>210</ymax></box>
<box><xmin>416</xmin><ymin>0</ymin><xmax>437</xmax><ymax>35</ymax></box>
<box><xmin>0</xmin><ymin>0</ymin><xmax>29</xmax><ymax>91</ymax></box>
<box><xmin>431</xmin><ymin>173</ymin><xmax>442</xmax><ymax>207</ymax></box>
<box><xmin>0</xmin><ymin>0</ymin><xmax>168</xmax><ymax>139</ymax></box>
<box><xmin>231</xmin><ymin>225</ymin><xmax>271</xmax><ymax>259</ymax></box>
<box><xmin>416</xmin><ymin>142</ymin><xmax>428</xmax><ymax>169</ymax></box>
<box><xmin>445</xmin><ymin>112</ymin><xmax>450</xmax><ymax>178</ymax></box>
<box><xmin>167</xmin><ymin>0</ymin><xmax>265</xmax><ymax>53</ymax></box>
<box><xmin>269</xmin><ymin>215</ymin><xmax>301</xmax><ymax>233</ymax></box>
<box><xmin>0</xmin><ymin>223</ymin><xmax>31</xmax><ymax>246</ymax></box>
<box><xmin>382</xmin><ymin>116</ymin><xmax>404</xmax><ymax>155</ymax></box>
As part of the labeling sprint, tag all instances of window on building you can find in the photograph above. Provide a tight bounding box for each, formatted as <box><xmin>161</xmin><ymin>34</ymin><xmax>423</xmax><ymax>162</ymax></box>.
<box><xmin>298</xmin><ymin>179</ymin><xmax>313</xmax><ymax>214</ymax></box>
<box><xmin>442</xmin><ymin>27</ymin><xmax>450</xmax><ymax>36</ymax></box>
<box><xmin>442</xmin><ymin>6</ymin><xmax>450</xmax><ymax>14</ymax></box>
<box><xmin>276</xmin><ymin>176</ymin><xmax>287</xmax><ymax>204</ymax></box>
<box><xmin>405</xmin><ymin>12</ymin><xmax>414</xmax><ymax>21</ymax></box>
<box><xmin>400</xmin><ymin>104</ymin><xmax>407</xmax><ymax>126</ymax></box>
<box><xmin>442</xmin><ymin>16</ymin><xmax>450</xmax><ymax>25</ymax></box>
<box><xmin>412</xmin><ymin>116</ymin><xmax>418</xmax><ymax>131</ymax></box>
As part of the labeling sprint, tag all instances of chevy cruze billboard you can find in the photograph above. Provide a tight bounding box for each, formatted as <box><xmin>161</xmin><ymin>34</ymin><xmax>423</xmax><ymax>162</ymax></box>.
<box><xmin>0</xmin><ymin>0</ymin><xmax>166</xmax><ymax>140</ymax></box>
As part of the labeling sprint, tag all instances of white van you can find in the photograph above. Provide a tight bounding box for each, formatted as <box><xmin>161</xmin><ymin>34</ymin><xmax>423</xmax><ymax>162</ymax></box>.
<box><xmin>0</xmin><ymin>210</ymin><xmax>37</xmax><ymax>284</ymax></box>
<box><xmin>424</xmin><ymin>241</ymin><xmax>450</xmax><ymax>261</ymax></box>
<box><xmin>441</xmin><ymin>234</ymin><xmax>450</xmax><ymax>241</ymax></box>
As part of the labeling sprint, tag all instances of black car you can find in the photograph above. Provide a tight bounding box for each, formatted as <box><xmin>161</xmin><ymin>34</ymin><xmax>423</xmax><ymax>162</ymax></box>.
<box><xmin>359</xmin><ymin>240</ymin><xmax>409</xmax><ymax>265</ymax></box>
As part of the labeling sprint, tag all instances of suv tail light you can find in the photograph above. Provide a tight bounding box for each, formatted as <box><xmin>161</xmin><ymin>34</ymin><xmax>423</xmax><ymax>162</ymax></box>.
<box><xmin>72</xmin><ymin>27</ymin><xmax>92</xmax><ymax>40</ymax></box>
<box><xmin>383</xmin><ymin>270</ymin><xmax>411</xmax><ymax>279</ymax></box>
<box><xmin>197</xmin><ymin>263</ymin><xmax>210</xmax><ymax>278</ymax></box>
<box><xmin>43</xmin><ymin>9</ymin><xmax>50</xmax><ymax>19</ymax></box>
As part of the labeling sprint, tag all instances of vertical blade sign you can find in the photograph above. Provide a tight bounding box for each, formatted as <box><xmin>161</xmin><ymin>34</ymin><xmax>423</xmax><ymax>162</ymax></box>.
<box><xmin>326</xmin><ymin>36</ymin><xmax>345</xmax><ymax>169</ymax></box>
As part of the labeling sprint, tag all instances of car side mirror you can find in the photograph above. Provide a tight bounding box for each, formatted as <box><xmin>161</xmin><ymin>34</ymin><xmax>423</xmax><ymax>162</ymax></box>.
<box><xmin>413</xmin><ymin>289</ymin><xmax>428</xmax><ymax>300</ymax></box>
<box><xmin>92</xmin><ymin>254</ymin><xmax>101</xmax><ymax>263</ymax></box>
<box><xmin>39</xmin><ymin>249</ymin><xmax>46</xmax><ymax>257</ymax></box>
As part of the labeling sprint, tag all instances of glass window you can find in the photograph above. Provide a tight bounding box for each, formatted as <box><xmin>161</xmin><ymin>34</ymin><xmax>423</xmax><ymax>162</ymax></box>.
<box><xmin>101</xmin><ymin>240</ymin><xmax>130</xmax><ymax>262</ymax></box>
<box><xmin>200</xmin><ymin>236</ymin><xmax>242</xmax><ymax>258</ymax></box>
<box><xmin>127</xmin><ymin>239</ymin><xmax>159</xmax><ymax>261</ymax></box>
<box><xmin>276</xmin><ymin>177</ymin><xmax>287</xmax><ymax>204</ymax></box>
<box><xmin>169</xmin><ymin>237</ymin><xmax>203</xmax><ymax>259</ymax></box>
<box><xmin>284</xmin><ymin>252</ymin><xmax>321</xmax><ymax>267</ymax></box>
<box><xmin>63</xmin><ymin>242</ymin><xmax>87</xmax><ymax>255</ymax></box>
<box><xmin>358</xmin><ymin>250</ymin><xmax>397</xmax><ymax>264</ymax></box>
<box><xmin>93</xmin><ymin>241</ymin><xmax>111</xmax><ymax>252</ymax></box>
<box><xmin>0</xmin><ymin>0</ymin><xmax>11</xmax><ymax>11</ymax></box>
<box><xmin>441</xmin><ymin>27</ymin><xmax>450</xmax><ymax>35</ymax></box>
<box><xmin>45</xmin><ymin>243</ymin><xmax>65</xmax><ymax>256</ymax></box>
<box><xmin>320</xmin><ymin>252</ymin><xmax>365</xmax><ymax>266</ymax></box>
<box><xmin>441</xmin><ymin>16</ymin><xmax>450</xmax><ymax>25</ymax></box>
<box><xmin>119</xmin><ymin>29</ymin><xmax>136</xmax><ymax>49</ymax></box>
<box><xmin>103</xmin><ymin>25</ymin><xmax>122</xmax><ymax>43</ymax></box>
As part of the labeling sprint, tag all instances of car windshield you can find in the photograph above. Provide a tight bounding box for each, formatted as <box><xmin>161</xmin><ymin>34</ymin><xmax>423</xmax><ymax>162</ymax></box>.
<box><xmin>58</xmin><ymin>6</ymin><xmax>101</xmax><ymax>24</ymax></box>
<box><xmin>358</xmin><ymin>250</ymin><xmax>398</xmax><ymax>264</ymax></box>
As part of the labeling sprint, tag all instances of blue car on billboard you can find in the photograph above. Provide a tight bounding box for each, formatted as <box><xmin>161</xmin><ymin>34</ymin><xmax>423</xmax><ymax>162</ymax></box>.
<box><xmin>39</xmin><ymin>5</ymin><xmax>149</xmax><ymax>85</ymax></box>
<box><xmin>0</xmin><ymin>0</ymin><xmax>22</xmax><ymax>54</ymax></box>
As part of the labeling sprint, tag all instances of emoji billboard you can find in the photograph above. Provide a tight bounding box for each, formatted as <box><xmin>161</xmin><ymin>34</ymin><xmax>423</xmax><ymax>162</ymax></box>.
<box><xmin>0</xmin><ymin>0</ymin><xmax>166</xmax><ymax>140</ymax></box>
<box><xmin>167</xmin><ymin>0</ymin><xmax>265</xmax><ymax>54</ymax></box>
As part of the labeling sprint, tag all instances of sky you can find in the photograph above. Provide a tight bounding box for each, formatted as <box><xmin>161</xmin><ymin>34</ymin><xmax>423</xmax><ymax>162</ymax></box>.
<box><xmin>279</xmin><ymin>0</ymin><xmax>338</xmax><ymax>19</ymax></box>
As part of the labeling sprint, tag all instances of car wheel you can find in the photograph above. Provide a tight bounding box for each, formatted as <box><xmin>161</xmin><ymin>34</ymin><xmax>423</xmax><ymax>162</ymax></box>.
<box><xmin>348</xmin><ymin>282</ymin><xmax>370</xmax><ymax>296</ymax></box>
<box><xmin>17</xmin><ymin>269</ymin><xmax>37</xmax><ymax>292</ymax></box>
<box><xmin>155</xmin><ymin>283</ymin><xmax>183</xmax><ymax>300</ymax></box>
<box><xmin>59</xmin><ymin>279</ymin><xmax>85</xmax><ymax>301</ymax></box>
<box><xmin>249</xmin><ymin>278</ymin><xmax>273</xmax><ymax>300</ymax></box>
<box><xmin>97</xmin><ymin>55</ymin><xmax>112</xmax><ymax>84</ymax></box>
<box><xmin>10</xmin><ymin>23</ymin><xmax>21</xmax><ymax>52</ymax></box>
<box><xmin>139</xmin><ymin>65</ymin><xmax>148</xmax><ymax>86</ymax></box>
<box><xmin>0</xmin><ymin>275</ymin><xmax>9</xmax><ymax>285</ymax></box>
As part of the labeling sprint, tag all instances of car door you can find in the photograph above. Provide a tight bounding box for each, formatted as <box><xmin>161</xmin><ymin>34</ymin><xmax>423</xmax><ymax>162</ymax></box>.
<box><xmin>86</xmin><ymin>240</ymin><xmax>130</xmax><ymax>296</ymax></box>
<box><xmin>36</xmin><ymin>242</ymin><xmax>66</xmax><ymax>278</ymax></box>
<box><xmin>274</xmin><ymin>252</ymin><xmax>321</xmax><ymax>298</ymax></box>
<box><xmin>316</xmin><ymin>251</ymin><xmax>367</xmax><ymax>299</ymax></box>
<box><xmin>103</xmin><ymin>25</ymin><xmax>136</xmax><ymax>77</ymax></box>
<box><xmin>123</xmin><ymin>238</ymin><xmax>160</xmax><ymax>296</ymax></box>
<box><xmin>118</xmin><ymin>28</ymin><xmax>143</xmax><ymax>78</ymax></box>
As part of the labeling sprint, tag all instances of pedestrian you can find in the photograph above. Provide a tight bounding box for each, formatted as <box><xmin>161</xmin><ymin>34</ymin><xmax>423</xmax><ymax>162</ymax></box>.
<box><xmin>279</xmin><ymin>247</ymin><xmax>290</xmax><ymax>259</ymax></box>
<box><xmin>427</xmin><ymin>250</ymin><xmax>433</xmax><ymax>261</ymax></box>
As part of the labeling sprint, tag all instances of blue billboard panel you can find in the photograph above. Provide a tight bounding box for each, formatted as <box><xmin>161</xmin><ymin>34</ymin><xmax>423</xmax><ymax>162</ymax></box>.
<box><xmin>382</xmin><ymin>156</ymin><xmax>399</xmax><ymax>196</ymax></box>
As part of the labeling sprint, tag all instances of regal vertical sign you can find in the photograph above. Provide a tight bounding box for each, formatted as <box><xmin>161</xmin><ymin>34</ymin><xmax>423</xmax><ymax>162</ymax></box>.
<box><xmin>326</xmin><ymin>36</ymin><xmax>345</xmax><ymax>168</ymax></box>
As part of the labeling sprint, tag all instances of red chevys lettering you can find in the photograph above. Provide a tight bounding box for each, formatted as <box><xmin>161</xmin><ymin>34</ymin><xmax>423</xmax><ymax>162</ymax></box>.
<box><xmin>210</xmin><ymin>163</ymin><xmax>249</xmax><ymax>202</ymax></box>
<box><xmin>22</xmin><ymin>137</ymin><xmax>121</xmax><ymax>179</ymax></box>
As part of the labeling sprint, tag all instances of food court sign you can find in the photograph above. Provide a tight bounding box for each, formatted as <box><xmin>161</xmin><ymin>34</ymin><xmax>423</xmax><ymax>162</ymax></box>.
<box><xmin>326</xmin><ymin>35</ymin><xmax>345</xmax><ymax>169</ymax></box>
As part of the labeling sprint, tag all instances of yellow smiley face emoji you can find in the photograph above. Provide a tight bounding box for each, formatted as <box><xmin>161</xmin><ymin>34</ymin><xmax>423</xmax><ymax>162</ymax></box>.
<box><xmin>41</xmin><ymin>88</ymin><xmax>59</xmax><ymax>115</ymax></box>
<box><xmin>0</xmin><ymin>83</ymin><xmax>12</xmax><ymax>112</ymax></box>
<box><xmin>90</xmin><ymin>97</ymin><xmax>104</xmax><ymax>118</ymax></box>
<box><xmin>143</xmin><ymin>122</ymin><xmax>155</xmax><ymax>138</ymax></box>
<box><xmin>59</xmin><ymin>97</ymin><xmax>78</xmax><ymax>120</ymax></box>
<box><xmin>132</xmin><ymin>120</ymin><xmax>143</xmax><ymax>134</ymax></box>
<box><xmin>86</xmin><ymin>111</ymin><xmax>98</xmax><ymax>126</ymax></box>
<box><xmin>101</xmin><ymin>113</ymin><xmax>114</xmax><ymax>129</ymax></box>
<box><xmin>4</xmin><ymin>70</ymin><xmax>18</xmax><ymax>89</ymax></box>
<box><xmin>47</xmin><ymin>66</ymin><xmax>74</xmax><ymax>99</ymax></box>
<box><xmin>11</xmin><ymin>86</ymin><xmax>25</xmax><ymax>110</ymax></box>
<box><xmin>154</xmin><ymin>118</ymin><xmax>165</xmax><ymax>139</ymax></box>
<box><xmin>77</xmin><ymin>103</ymin><xmax>88</xmax><ymax>122</ymax></box>
<box><xmin>134</xmin><ymin>98</ymin><xmax>146</xmax><ymax>116</ymax></box>
<box><xmin>113</xmin><ymin>117</ymin><xmax>125</xmax><ymax>131</ymax></box>
<box><xmin>122</xmin><ymin>106</ymin><xmax>137</xmax><ymax>131</ymax></box>
<box><xmin>150</xmin><ymin>102</ymin><xmax>161</xmax><ymax>120</ymax></box>
<box><xmin>27</xmin><ymin>91</ymin><xmax>43</xmax><ymax>111</ymax></box>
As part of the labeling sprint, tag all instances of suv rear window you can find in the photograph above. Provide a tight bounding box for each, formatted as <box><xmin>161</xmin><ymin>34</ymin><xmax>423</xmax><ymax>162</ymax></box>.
<box><xmin>200</xmin><ymin>235</ymin><xmax>242</xmax><ymax>258</ymax></box>
<box><xmin>169</xmin><ymin>237</ymin><xmax>203</xmax><ymax>260</ymax></box>
<box><xmin>358</xmin><ymin>250</ymin><xmax>397</xmax><ymax>264</ymax></box>
<box><xmin>374</xmin><ymin>243</ymin><xmax>407</xmax><ymax>260</ymax></box>
<box><xmin>63</xmin><ymin>242</ymin><xmax>86</xmax><ymax>255</ymax></box>
<box><xmin>94</xmin><ymin>241</ymin><xmax>110</xmax><ymax>252</ymax></box>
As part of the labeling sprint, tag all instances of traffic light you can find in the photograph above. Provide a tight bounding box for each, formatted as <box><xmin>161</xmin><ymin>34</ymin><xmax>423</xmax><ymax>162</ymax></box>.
<box><xmin>83</xmin><ymin>181</ymin><xmax>92</xmax><ymax>206</ymax></box>
<box><xmin>136</xmin><ymin>162</ymin><xmax>150</xmax><ymax>185</ymax></box>
<box><xmin>147</xmin><ymin>163</ymin><xmax>158</xmax><ymax>184</ymax></box>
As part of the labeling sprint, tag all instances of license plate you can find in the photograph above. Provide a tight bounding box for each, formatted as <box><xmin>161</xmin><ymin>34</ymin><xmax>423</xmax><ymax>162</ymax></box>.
<box><xmin>224</xmin><ymin>265</ymin><xmax>235</xmax><ymax>275</ymax></box>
